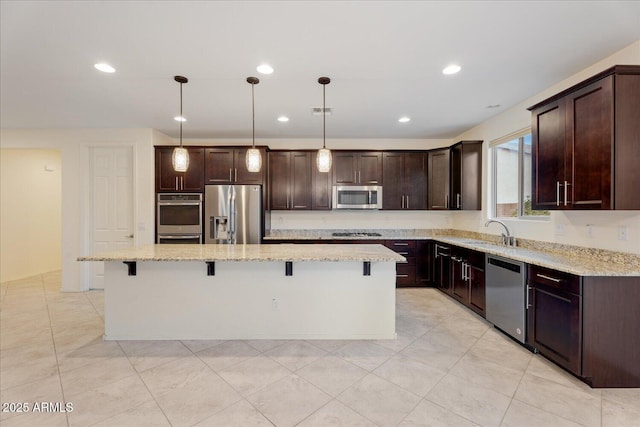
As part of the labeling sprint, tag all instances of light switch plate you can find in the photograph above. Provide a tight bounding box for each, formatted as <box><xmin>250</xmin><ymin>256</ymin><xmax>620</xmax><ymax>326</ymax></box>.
<box><xmin>618</xmin><ymin>226</ymin><xmax>629</xmax><ymax>241</ymax></box>
<box><xmin>555</xmin><ymin>223</ymin><xmax>566</xmax><ymax>236</ymax></box>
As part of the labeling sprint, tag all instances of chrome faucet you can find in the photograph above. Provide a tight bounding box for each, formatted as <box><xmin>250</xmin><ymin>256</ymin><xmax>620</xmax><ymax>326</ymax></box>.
<box><xmin>485</xmin><ymin>219</ymin><xmax>516</xmax><ymax>247</ymax></box>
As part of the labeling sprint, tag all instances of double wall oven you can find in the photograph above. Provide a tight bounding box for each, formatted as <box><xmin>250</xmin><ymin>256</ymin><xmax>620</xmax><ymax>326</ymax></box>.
<box><xmin>156</xmin><ymin>193</ymin><xmax>203</xmax><ymax>243</ymax></box>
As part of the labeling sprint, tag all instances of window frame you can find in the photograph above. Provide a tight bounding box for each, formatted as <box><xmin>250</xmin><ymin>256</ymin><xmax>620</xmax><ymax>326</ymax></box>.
<box><xmin>490</xmin><ymin>129</ymin><xmax>549</xmax><ymax>221</ymax></box>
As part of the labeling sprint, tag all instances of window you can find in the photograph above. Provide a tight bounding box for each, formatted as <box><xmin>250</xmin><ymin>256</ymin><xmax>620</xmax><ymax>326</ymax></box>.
<box><xmin>491</xmin><ymin>130</ymin><xmax>549</xmax><ymax>219</ymax></box>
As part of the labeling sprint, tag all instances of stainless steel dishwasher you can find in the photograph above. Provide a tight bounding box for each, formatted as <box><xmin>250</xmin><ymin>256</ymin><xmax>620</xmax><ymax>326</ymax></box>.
<box><xmin>485</xmin><ymin>254</ymin><xmax>527</xmax><ymax>343</ymax></box>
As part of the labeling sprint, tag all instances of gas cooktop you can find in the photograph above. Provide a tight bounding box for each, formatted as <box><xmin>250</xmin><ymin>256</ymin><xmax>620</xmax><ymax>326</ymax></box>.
<box><xmin>331</xmin><ymin>232</ymin><xmax>382</xmax><ymax>237</ymax></box>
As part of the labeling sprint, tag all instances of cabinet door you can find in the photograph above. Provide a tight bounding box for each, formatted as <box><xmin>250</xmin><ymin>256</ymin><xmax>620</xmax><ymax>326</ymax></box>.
<box><xmin>566</xmin><ymin>76</ymin><xmax>614</xmax><ymax>209</ymax></box>
<box><xmin>528</xmin><ymin>284</ymin><xmax>581</xmax><ymax>374</ymax></box>
<box><xmin>416</xmin><ymin>240</ymin><xmax>432</xmax><ymax>286</ymax></box>
<box><xmin>234</xmin><ymin>148</ymin><xmax>266</xmax><ymax>185</ymax></box>
<box><xmin>382</xmin><ymin>152</ymin><xmax>404</xmax><ymax>209</ymax></box>
<box><xmin>460</xmin><ymin>142</ymin><xmax>482</xmax><ymax>210</ymax></box>
<box><xmin>451</xmin><ymin>255</ymin><xmax>467</xmax><ymax>303</ymax></box>
<box><xmin>290</xmin><ymin>152</ymin><xmax>312</xmax><ymax>209</ymax></box>
<box><xmin>333</xmin><ymin>152</ymin><xmax>358</xmax><ymax>185</ymax></box>
<box><xmin>312</xmin><ymin>152</ymin><xmax>332</xmax><ymax>210</ymax></box>
<box><xmin>155</xmin><ymin>148</ymin><xmax>179</xmax><ymax>191</ymax></box>
<box><xmin>268</xmin><ymin>152</ymin><xmax>290</xmax><ymax>210</ymax></box>
<box><xmin>358</xmin><ymin>152</ymin><xmax>383</xmax><ymax>184</ymax></box>
<box><xmin>205</xmin><ymin>148</ymin><xmax>235</xmax><ymax>184</ymax></box>
<box><xmin>434</xmin><ymin>248</ymin><xmax>451</xmax><ymax>294</ymax></box>
<box><xmin>450</xmin><ymin>144</ymin><xmax>462</xmax><ymax>210</ymax></box>
<box><xmin>182</xmin><ymin>148</ymin><xmax>204</xmax><ymax>191</ymax></box>
<box><xmin>468</xmin><ymin>264</ymin><xmax>486</xmax><ymax>317</ymax></box>
<box><xmin>405</xmin><ymin>152</ymin><xmax>427</xmax><ymax>210</ymax></box>
<box><xmin>428</xmin><ymin>149</ymin><xmax>450</xmax><ymax>209</ymax></box>
<box><xmin>532</xmin><ymin>100</ymin><xmax>566</xmax><ymax>210</ymax></box>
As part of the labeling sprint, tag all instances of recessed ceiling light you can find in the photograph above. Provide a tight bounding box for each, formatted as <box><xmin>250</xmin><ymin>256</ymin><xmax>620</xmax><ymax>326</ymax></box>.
<box><xmin>398</xmin><ymin>116</ymin><xmax>411</xmax><ymax>123</ymax></box>
<box><xmin>277</xmin><ymin>116</ymin><xmax>289</xmax><ymax>122</ymax></box>
<box><xmin>486</xmin><ymin>104</ymin><xmax>501</xmax><ymax>109</ymax></box>
<box><xmin>442</xmin><ymin>64</ymin><xmax>461</xmax><ymax>75</ymax></box>
<box><xmin>94</xmin><ymin>63</ymin><xmax>115</xmax><ymax>73</ymax></box>
<box><xmin>257</xmin><ymin>64</ymin><xmax>274</xmax><ymax>75</ymax></box>
<box><xmin>174</xmin><ymin>116</ymin><xmax>187</xmax><ymax>122</ymax></box>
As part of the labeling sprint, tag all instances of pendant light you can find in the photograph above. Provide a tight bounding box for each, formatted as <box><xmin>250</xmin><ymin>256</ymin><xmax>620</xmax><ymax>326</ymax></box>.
<box><xmin>172</xmin><ymin>75</ymin><xmax>189</xmax><ymax>172</ymax></box>
<box><xmin>245</xmin><ymin>76</ymin><xmax>262</xmax><ymax>172</ymax></box>
<box><xmin>316</xmin><ymin>77</ymin><xmax>332</xmax><ymax>172</ymax></box>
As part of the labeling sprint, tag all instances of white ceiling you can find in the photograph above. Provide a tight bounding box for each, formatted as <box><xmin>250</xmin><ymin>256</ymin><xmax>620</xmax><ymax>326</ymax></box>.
<box><xmin>1</xmin><ymin>1</ymin><xmax>639</xmax><ymax>140</ymax></box>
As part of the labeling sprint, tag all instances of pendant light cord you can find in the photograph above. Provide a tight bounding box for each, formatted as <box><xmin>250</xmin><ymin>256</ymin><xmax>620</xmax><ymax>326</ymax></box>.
<box><xmin>322</xmin><ymin>83</ymin><xmax>326</xmax><ymax>149</ymax></box>
<box><xmin>252</xmin><ymin>82</ymin><xmax>256</xmax><ymax>148</ymax></box>
<box><xmin>179</xmin><ymin>81</ymin><xmax>183</xmax><ymax>148</ymax></box>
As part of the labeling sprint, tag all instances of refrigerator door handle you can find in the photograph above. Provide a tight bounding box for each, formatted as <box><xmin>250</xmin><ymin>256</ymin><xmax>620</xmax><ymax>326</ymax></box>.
<box><xmin>230</xmin><ymin>186</ymin><xmax>237</xmax><ymax>243</ymax></box>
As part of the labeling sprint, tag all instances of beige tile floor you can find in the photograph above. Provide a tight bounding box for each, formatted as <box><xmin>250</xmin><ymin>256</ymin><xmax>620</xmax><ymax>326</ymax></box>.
<box><xmin>1</xmin><ymin>271</ymin><xmax>638</xmax><ymax>427</ymax></box>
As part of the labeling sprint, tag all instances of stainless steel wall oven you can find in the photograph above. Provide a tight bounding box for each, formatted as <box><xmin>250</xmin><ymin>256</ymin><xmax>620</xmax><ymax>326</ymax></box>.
<box><xmin>157</xmin><ymin>193</ymin><xmax>203</xmax><ymax>243</ymax></box>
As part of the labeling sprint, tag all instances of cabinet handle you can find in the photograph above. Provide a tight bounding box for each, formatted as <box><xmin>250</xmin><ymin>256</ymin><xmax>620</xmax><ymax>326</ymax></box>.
<box><xmin>526</xmin><ymin>285</ymin><xmax>532</xmax><ymax>308</ymax></box>
<box><xmin>229</xmin><ymin>168</ymin><xmax>232</xmax><ymax>182</ymax></box>
<box><xmin>462</xmin><ymin>262</ymin><xmax>467</xmax><ymax>280</ymax></box>
<box><xmin>393</xmin><ymin>242</ymin><xmax>409</xmax><ymax>246</ymax></box>
<box><xmin>396</xmin><ymin>274</ymin><xmax>409</xmax><ymax>278</ymax></box>
<box><xmin>556</xmin><ymin>181</ymin><xmax>561</xmax><ymax>206</ymax></box>
<box><xmin>564</xmin><ymin>181</ymin><xmax>570</xmax><ymax>206</ymax></box>
<box><xmin>175</xmin><ymin>177</ymin><xmax>179</xmax><ymax>190</ymax></box>
<box><xmin>536</xmin><ymin>273</ymin><xmax>562</xmax><ymax>283</ymax></box>
<box><xmin>456</xmin><ymin>193</ymin><xmax>461</xmax><ymax>209</ymax></box>
<box><xmin>406</xmin><ymin>195</ymin><xmax>409</xmax><ymax>209</ymax></box>
<box><xmin>401</xmin><ymin>195</ymin><xmax>404</xmax><ymax>209</ymax></box>
<box><xmin>358</xmin><ymin>170</ymin><xmax>361</xmax><ymax>183</ymax></box>
<box><xmin>181</xmin><ymin>176</ymin><xmax>184</xmax><ymax>190</ymax></box>
<box><xmin>445</xmin><ymin>194</ymin><xmax>449</xmax><ymax>209</ymax></box>
<box><xmin>235</xmin><ymin>168</ymin><xmax>238</xmax><ymax>182</ymax></box>
<box><xmin>397</xmin><ymin>252</ymin><xmax>409</xmax><ymax>256</ymax></box>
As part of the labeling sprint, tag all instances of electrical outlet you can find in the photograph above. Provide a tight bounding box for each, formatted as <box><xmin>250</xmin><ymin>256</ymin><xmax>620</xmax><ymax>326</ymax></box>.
<box><xmin>555</xmin><ymin>223</ymin><xmax>566</xmax><ymax>236</ymax></box>
<box><xmin>618</xmin><ymin>226</ymin><xmax>629</xmax><ymax>241</ymax></box>
<box><xmin>586</xmin><ymin>224</ymin><xmax>594</xmax><ymax>238</ymax></box>
<box><xmin>271</xmin><ymin>298</ymin><xmax>278</xmax><ymax>311</ymax></box>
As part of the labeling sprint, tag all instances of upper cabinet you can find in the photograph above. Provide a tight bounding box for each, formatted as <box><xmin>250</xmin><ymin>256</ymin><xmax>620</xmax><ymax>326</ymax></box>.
<box><xmin>382</xmin><ymin>152</ymin><xmax>428</xmax><ymax>210</ymax></box>
<box><xmin>204</xmin><ymin>147</ymin><xmax>266</xmax><ymax>185</ymax></box>
<box><xmin>268</xmin><ymin>150</ymin><xmax>331</xmax><ymax>210</ymax></box>
<box><xmin>529</xmin><ymin>65</ymin><xmax>640</xmax><ymax>210</ymax></box>
<box><xmin>427</xmin><ymin>148</ymin><xmax>450</xmax><ymax>210</ymax></box>
<box><xmin>333</xmin><ymin>152</ymin><xmax>382</xmax><ymax>185</ymax></box>
<box><xmin>450</xmin><ymin>141</ymin><xmax>482</xmax><ymax>210</ymax></box>
<box><xmin>155</xmin><ymin>147</ymin><xmax>204</xmax><ymax>192</ymax></box>
<box><xmin>428</xmin><ymin>142</ymin><xmax>482</xmax><ymax>210</ymax></box>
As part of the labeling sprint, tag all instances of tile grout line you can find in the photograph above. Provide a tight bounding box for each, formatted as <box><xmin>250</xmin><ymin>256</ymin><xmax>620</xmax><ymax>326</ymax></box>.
<box><xmin>41</xmin><ymin>272</ymin><xmax>71</xmax><ymax>427</ymax></box>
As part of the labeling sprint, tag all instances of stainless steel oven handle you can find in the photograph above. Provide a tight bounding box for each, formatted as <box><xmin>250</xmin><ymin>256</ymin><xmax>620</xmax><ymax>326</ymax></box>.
<box><xmin>159</xmin><ymin>234</ymin><xmax>201</xmax><ymax>239</ymax></box>
<box><xmin>158</xmin><ymin>201</ymin><xmax>202</xmax><ymax>206</ymax></box>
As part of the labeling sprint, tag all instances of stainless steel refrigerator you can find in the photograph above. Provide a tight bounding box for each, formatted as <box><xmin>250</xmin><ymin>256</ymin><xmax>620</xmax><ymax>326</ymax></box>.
<box><xmin>204</xmin><ymin>185</ymin><xmax>262</xmax><ymax>244</ymax></box>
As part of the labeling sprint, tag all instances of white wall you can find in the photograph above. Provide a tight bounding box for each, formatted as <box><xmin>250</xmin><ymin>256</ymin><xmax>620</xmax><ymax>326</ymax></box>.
<box><xmin>452</xmin><ymin>40</ymin><xmax>640</xmax><ymax>255</ymax></box>
<box><xmin>0</xmin><ymin>149</ymin><xmax>62</xmax><ymax>282</ymax></box>
<box><xmin>0</xmin><ymin>129</ymin><xmax>157</xmax><ymax>290</ymax></box>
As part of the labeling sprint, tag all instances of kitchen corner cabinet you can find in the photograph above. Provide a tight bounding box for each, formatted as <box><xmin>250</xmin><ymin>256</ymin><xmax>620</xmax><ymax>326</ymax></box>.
<box><xmin>204</xmin><ymin>147</ymin><xmax>266</xmax><ymax>185</ymax></box>
<box><xmin>450</xmin><ymin>141</ymin><xmax>482</xmax><ymax>210</ymax></box>
<box><xmin>268</xmin><ymin>151</ymin><xmax>312</xmax><ymax>210</ymax></box>
<box><xmin>529</xmin><ymin>65</ymin><xmax>640</xmax><ymax>210</ymax></box>
<box><xmin>427</xmin><ymin>148</ymin><xmax>450</xmax><ymax>209</ymax></box>
<box><xmin>155</xmin><ymin>147</ymin><xmax>204</xmax><ymax>192</ymax></box>
<box><xmin>382</xmin><ymin>152</ymin><xmax>428</xmax><ymax>210</ymax></box>
<box><xmin>450</xmin><ymin>246</ymin><xmax>485</xmax><ymax>317</ymax></box>
<box><xmin>333</xmin><ymin>151</ymin><xmax>382</xmax><ymax>185</ymax></box>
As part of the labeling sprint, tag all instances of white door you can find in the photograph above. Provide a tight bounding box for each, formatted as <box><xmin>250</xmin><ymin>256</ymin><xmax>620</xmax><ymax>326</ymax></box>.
<box><xmin>90</xmin><ymin>147</ymin><xmax>134</xmax><ymax>289</ymax></box>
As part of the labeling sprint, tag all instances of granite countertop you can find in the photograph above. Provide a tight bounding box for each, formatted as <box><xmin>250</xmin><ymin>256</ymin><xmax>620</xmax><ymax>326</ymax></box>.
<box><xmin>264</xmin><ymin>229</ymin><xmax>640</xmax><ymax>277</ymax></box>
<box><xmin>78</xmin><ymin>243</ymin><xmax>406</xmax><ymax>263</ymax></box>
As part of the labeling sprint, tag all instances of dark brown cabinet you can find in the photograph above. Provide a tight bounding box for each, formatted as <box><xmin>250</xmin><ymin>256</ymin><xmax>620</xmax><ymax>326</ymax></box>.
<box><xmin>384</xmin><ymin>240</ymin><xmax>416</xmax><ymax>287</ymax></box>
<box><xmin>428</xmin><ymin>148</ymin><xmax>450</xmax><ymax>210</ymax></box>
<box><xmin>333</xmin><ymin>152</ymin><xmax>382</xmax><ymax>185</ymax></box>
<box><xmin>382</xmin><ymin>152</ymin><xmax>428</xmax><ymax>210</ymax></box>
<box><xmin>311</xmin><ymin>151</ymin><xmax>332</xmax><ymax>210</ymax></box>
<box><xmin>268</xmin><ymin>151</ymin><xmax>312</xmax><ymax>210</ymax></box>
<box><xmin>529</xmin><ymin>65</ymin><xmax>640</xmax><ymax>210</ymax></box>
<box><xmin>433</xmin><ymin>243</ymin><xmax>452</xmax><ymax>293</ymax></box>
<box><xmin>450</xmin><ymin>141</ymin><xmax>482</xmax><ymax>210</ymax></box>
<box><xmin>204</xmin><ymin>147</ymin><xmax>265</xmax><ymax>185</ymax></box>
<box><xmin>155</xmin><ymin>147</ymin><xmax>204</xmax><ymax>192</ymax></box>
<box><xmin>450</xmin><ymin>246</ymin><xmax>485</xmax><ymax>317</ymax></box>
<box><xmin>527</xmin><ymin>265</ymin><xmax>582</xmax><ymax>375</ymax></box>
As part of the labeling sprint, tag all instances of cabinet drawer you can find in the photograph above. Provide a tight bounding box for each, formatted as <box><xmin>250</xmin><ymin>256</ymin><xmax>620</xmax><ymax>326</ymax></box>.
<box><xmin>529</xmin><ymin>265</ymin><xmax>581</xmax><ymax>295</ymax></box>
<box><xmin>395</xmin><ymin>258</ymin><xmax>416</xmax><ymax>285</ymax></box>
<box><xmin>384</xmin><ymin>240</ymin><xmax>416</xmax><ymax>257</ymax></box>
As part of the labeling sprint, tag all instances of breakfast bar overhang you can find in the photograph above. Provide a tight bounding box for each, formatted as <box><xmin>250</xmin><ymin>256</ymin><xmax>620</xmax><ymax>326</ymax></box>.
<box><xmin>79</xmin><ymin>244</ymin><xmax>405</xmax><ymax>340</ymax></box>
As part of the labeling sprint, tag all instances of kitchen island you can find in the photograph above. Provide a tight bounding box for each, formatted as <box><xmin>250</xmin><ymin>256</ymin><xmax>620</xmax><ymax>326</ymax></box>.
<box><xmin>78</xmin><ymin>244</ymin><xmax>404</xmax><ymax>340</ymax></box>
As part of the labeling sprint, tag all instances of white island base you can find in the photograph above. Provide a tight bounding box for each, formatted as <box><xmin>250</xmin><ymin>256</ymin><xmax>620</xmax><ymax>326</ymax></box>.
<box><xmin>103</xmin><ymin>259</ymin><xmax>397</xmax><ymax>340</ymax></box>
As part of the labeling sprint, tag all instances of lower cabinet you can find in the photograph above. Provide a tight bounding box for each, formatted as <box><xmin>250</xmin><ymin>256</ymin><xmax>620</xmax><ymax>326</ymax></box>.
<box><xmin>433</xmin><ymin>243</ymin><xmax>452</xmax><ymax>294</ymax></box>
<box><xmin>527</xmin><ymin>265</ymin><xmax>582</xmax><ymax>375</ymax></box>
<box><xmin>450</xmin><ymin>246</ymin><xmax>486</xmax><ymax>317</ymax></box>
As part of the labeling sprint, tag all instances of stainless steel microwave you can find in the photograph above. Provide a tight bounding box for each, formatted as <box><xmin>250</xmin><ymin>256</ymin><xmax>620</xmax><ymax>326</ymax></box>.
<box><xmin>332</xmin><ymin>186</ymin><xmax>382</xmax><ymax>210</ymax></box>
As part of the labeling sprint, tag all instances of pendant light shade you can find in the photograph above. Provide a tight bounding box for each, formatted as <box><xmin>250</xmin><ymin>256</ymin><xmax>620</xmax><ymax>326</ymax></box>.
<box><xmin>246</xmin><ymin>76</ymin><xmax>262</xmax><ymax>173</ymax></box>
<box><xmin>172</xmin><ymin>75</ymin><xmax>189</xmax><ymax>172</ymax></box>
<box><xmin>316</xmin><ymin>77</ymin><xmax>332</xmax><ymax>173</ymax></box>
